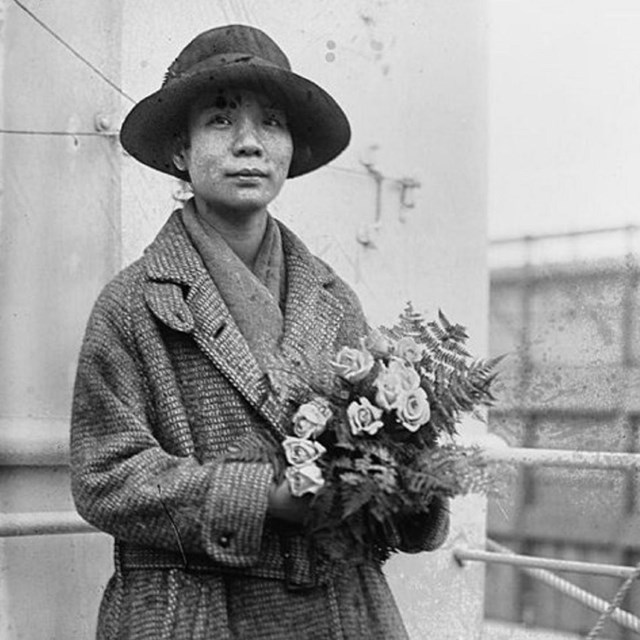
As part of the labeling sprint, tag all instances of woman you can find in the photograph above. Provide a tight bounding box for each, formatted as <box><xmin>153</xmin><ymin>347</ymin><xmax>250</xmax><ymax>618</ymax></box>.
<box><xmin>71</xmin><ymin>24</ymin><xmax>449</xmax><ymax>639</ymax></box>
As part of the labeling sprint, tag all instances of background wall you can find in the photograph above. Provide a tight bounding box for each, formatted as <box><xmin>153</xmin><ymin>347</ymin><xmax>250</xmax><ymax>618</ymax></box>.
<box><xmin>0</xmin><ymin>1</ymin><xmax>489</xmax><ymax>637</ymax></box>
<box><xmin>485</xmin><ymin>2</ymin><xmax>640</xmax><ymax>634</ymax></box>
<box><xmin>486</xmin><ymin>254</ymin><xmax>640</xmax><ymax>637</ymax></box>
<box><xmin>488</xmin><ymin>0</ymin><xmax>640</xmax><ymax>239</ymax></box>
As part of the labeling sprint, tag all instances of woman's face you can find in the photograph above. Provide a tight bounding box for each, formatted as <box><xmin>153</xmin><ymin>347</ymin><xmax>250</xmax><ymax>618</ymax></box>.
<box><xmin>174</xmin><ymin>88</ymin><xmax>293</xmax><ymax>219</ymax></box>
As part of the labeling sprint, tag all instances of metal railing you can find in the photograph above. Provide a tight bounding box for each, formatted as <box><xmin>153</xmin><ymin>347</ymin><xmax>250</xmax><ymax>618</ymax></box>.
<box><xmin>454</xmin><ymin>541</ymin><xmax>640</xmax><ymax>637</ymax></box>
<box><xmin>459</xmin><ymin>445</ymin><xmax>640</xmax><ymax>638</ymax></box>
<box><xmin>489</xmin><ymin>224</ymin><xmax>640</xmax><ymax>269</ymax></box>
<box><xmin>454</xmin><ymin>547</ymin><xmax>639</xmax><ymax>580</ymax></box>
<box><xmin>481</xmin><ymin>446</ymin><xmax>640</xmax><ymax>469</ymax></box>
<box><xmin>0</xmin><ymin>511</ymin><xmax>97</xmax><ymax>538</ymax></box>
<box><xmin>2</xmin><ymin>444</ymin><xmax>639</xmax><ymax>636</ymax></box>
<box><xmin>489</xmin><ymin>539</ymin><xmax>640</xmax><ymax>634</ymax></box>
<box><xmin>455</xmin><ymin>540</ymin><xmax>640</xmax><ymax>635</ymax></box>
<box><xmin>2</xmin><ymin>445</ymin><xmax>638</xmax><ymax>538</ymax></box>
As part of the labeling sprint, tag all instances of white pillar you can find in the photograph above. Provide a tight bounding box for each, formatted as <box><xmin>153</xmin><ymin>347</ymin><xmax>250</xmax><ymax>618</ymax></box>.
<box><xmin>0</xmin><ymin>1</ymin><xmax>488</xmax><ymax>637</ymax></box>
<box><xmin>120</xmin><ymin>2</ymin><xmax>489</xmax><ymax>637</ymax></box>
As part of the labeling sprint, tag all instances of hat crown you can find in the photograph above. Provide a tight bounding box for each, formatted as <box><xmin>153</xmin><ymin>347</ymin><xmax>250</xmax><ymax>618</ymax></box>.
<box><xmin>163</xmin><ymin>25</ymin><xmax>291</xmax><ymax>87</ymax></box>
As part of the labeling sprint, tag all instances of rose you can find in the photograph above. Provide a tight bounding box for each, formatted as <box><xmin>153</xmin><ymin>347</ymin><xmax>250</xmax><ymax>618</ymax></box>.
<box><xmin>282</xmin><ymin>436</ymin><xmax>326</xmax><ymax>467</ymax></box>
<box><xmin>331</xmin><ymin>346</ymin><xmax>374</xmax><ymax>383</ymax></box>
<box><xmin>309</xmin><ymin>395</ymin><xmax>333</xmax><ymax>422</ymax></box>
<box><xmin>387</xmin><ymin>358</ymin><xmax>420</xmax><ymax>392</ymax></box>
<box><xmin>396</xmin><ymin>387</ymin><xmax>431</xmax><ymax>432</ymax></box>
<box><xmin>347</xmin><ymin>397</ymin><xmax>384</xmax><ymax>436</ymax></box>
<box><xmin>373</xmin><ymin>362</ymin><xmax>404</xmax><ymax>410</ymax></box>
<box><xmin>292</xmin><ymin>399</ymin><xmax>332</xmax><ymax>439</ymax></box>
<box><xmin>364</xmin><ymin>329</ymin><xmax>395</xmax><ymax>358</ymax></box>
<box><xmin>374</xmin><ymin>359</ymin><xmax>420</xmax><ymax>410</ymax></box>
<box><xmin>285</xmin><ymin>462</ymin><xmax>325</xmax><ymax>497</ymax></box>
<box><xmin>395</xmin><ymin>336</ymin><xmax>424</xmax><ymax>364</ymax></box>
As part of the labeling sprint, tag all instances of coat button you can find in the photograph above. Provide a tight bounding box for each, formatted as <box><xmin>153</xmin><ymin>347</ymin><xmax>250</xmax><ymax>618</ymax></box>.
<box><xmin>218</xmin><ymin>533</ymin><xmax>232</xmax><ymax>548</ymax></box>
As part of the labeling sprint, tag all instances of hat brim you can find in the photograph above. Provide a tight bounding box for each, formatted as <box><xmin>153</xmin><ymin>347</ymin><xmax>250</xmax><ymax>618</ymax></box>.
<box><xmin>120</xmin><ymin>59</ymin><xmax>351</xmax><ymax>179</ymax></box>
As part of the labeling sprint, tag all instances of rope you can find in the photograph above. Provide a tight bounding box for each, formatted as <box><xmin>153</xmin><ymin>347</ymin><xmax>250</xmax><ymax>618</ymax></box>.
<box><xmin>586</xmin><ymin>561</ymin><xmax>640</xmax><ymax>639</ymax></box>
<box><xmin>0</xmin><ymin>129</ymin><xmax>118</xmax><ymax>137</ymax></box>
<box><xmin>486</xmin><ymin>539</ymin><xmax>640</xmax><ymax>635</ymax></box>
<box><xmin>11</xmin><ymin>0</ymin><xmax>135</xmax><ymax>103</ymax></box>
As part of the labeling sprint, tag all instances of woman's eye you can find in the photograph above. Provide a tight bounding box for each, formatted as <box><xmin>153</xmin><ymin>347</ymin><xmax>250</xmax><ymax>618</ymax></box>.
<box><xmin>265</xmin><ymin>114</ymin><xmax>287</xmax><ymax>128</ymax></box>
<box><xmin>208</xmin><ymin>114</ymin><xmax>232</xmax><ymax>126</ymax></box>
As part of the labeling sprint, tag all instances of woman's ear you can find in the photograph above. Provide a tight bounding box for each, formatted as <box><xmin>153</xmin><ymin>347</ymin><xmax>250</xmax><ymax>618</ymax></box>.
<box><xmin>172</xmin><ymin>148</ymin><xmax>188</xmax><ymax>172</ymax></box>
<box><xmin>171</xmin><ymin>130</ymin><xmax>190</xmax><ymax>173</ymax></box>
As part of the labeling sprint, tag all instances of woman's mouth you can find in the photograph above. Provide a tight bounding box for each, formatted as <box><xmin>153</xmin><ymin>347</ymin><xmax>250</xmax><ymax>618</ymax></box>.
<box><xmin>227</xmin><ymin>168</ymin><xmax>268</xmax><ymax>178</ymax></box>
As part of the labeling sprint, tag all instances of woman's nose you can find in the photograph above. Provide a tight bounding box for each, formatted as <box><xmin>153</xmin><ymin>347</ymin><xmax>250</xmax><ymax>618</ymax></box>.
<box><xmin>233</xmin><ymin>118</ymin><xmax>263</xmax><ymax>157</ymax></box>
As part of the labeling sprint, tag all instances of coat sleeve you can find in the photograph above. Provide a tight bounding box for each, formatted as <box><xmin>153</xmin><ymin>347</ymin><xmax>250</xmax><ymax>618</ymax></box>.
<box><xmin>70</xmin><ymin>278</ymin><xmax>274</xmax><ymax>568</ymax></box>
<box><xmin>393</xmin><ymin>496</ymin><xmax>450</xmax><ymax>553</ymax></box>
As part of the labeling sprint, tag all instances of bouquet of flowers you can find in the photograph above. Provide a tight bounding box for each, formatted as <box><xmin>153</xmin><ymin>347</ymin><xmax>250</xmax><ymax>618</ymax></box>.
<box><xmin>278</xmin><ymin>303</ymin><xmax>501</xmax><ymax>561</ymax></box>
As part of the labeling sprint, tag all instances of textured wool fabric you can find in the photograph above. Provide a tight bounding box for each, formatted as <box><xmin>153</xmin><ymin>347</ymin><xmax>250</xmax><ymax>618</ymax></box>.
<box><xmin>71</xmin><ymin>210</ymin><xmax>450</xmax><ymax>639</ymax></box>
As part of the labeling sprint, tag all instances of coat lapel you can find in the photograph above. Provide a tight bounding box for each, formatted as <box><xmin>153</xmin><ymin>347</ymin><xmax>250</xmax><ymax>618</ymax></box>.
<box><xmin>141</xmin><ymin>212</ymin><xmax>347</xmax><ymax>437</ymax></box>
<box><xmin>142</xmin><ymin>212</ymin><xmax>286</xmax><ymax>437</ymax></box>
<box><xmin>278</xmin><ymin>222</ymin><xmax>345</xmax><ymax>373</ymax></box>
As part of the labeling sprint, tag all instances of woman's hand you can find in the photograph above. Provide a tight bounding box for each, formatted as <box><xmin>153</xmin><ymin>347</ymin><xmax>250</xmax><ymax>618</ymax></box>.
<box><xmin>267</xmin><ymin>479</ymin><xmax>311</xmax><ymax>524</ymax></box>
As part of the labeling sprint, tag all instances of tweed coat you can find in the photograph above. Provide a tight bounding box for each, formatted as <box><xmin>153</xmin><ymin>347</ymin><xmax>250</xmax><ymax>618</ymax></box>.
<box><xmin>71</xmin><ymin>210</ymin><xmax>449</xmax><ymax>639</ymax></box>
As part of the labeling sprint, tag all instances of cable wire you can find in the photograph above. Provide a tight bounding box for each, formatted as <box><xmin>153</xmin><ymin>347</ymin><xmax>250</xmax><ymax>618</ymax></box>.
<box><xmin>0</xmin><ymin>128</ymin><xmax>118</xmax><ymax>137</ymax></box>
<box><xmin>586</xmin><ymin>561</ymin><xmax>640</xmax><ymax>639</ymax></box>
<box><xmin>11</xmin><ymin>0</ymin><xmax>135</xmax><ymax>104</ymax></box>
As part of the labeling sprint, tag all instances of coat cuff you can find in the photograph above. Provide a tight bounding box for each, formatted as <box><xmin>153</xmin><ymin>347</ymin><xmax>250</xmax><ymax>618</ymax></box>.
<box><xmin>394</xmin><ymin>496</ymin><xmax>451</xmax><ymax>554</ymax></box>
<box><xmin>203</xmin><ymin>461</ymin><xmax>273</xmax><ymax>566</ymax></box>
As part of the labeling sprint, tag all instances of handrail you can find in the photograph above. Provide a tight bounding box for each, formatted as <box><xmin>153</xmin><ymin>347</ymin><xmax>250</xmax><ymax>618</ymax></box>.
<box><xmin>490</xmin><ymin>224</ymin><xmax>640</xmax><ymax>246</ymax></box>
<box><xmin>485</xmin><ymin>539</ymin><xmax>640</xmax><ymax>634</ymax></box>
<box><xmin>2</xmin><ymin>507</ymin><xmax>636</xmax><ymax>584</ymax></box>
<box><xmin>4</xmin><ymin>425</ymin><xmax>639</xmax><ymax>471</ymax></box>
<box><xmin>454</xmin><ymin>547</ymin><xmax>640</xmax><ymax>580</ymax></box>
<box><xmin>481</xmin><ymin>447</ymin><xmax>640</xmax><ymax>470</ymax></box>
<box><xmin>0</xmin><ymin>511</ymin><xmax>98</xmax><ymax>537</ymax></box>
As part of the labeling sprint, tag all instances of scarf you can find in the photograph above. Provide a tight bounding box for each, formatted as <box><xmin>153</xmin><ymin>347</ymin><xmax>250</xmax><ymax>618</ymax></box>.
<box><xmin>181</xmin><ymin>199</ymin><xmax>286</xmax><ymax>372</ymax></box>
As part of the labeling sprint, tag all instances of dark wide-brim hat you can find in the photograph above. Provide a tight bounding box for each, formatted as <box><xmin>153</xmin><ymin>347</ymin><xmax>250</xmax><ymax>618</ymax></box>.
<box><xmin>120</xmin><ymin>24</ymin><xmax>351</xmax><ymax>179</ymax></box>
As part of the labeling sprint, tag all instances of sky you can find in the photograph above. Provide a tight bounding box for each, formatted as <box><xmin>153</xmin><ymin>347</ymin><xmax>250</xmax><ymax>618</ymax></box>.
<box><xmin>488</xmin><ymin>0</ymin><xmax>640</xmax><ymax>241</ymax></box>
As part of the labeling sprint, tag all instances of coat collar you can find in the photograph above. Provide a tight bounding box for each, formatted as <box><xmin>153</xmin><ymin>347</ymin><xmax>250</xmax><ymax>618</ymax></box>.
<box><xmin>143</xmin><ymin>210</ymin><xmax>336</xmax><ymax>289</ymax></box>
<box><xmin>143</xmin><ymin>210</ymin><xmax>208</xmax><ymax>286</ymax></box>
<box><xmin>142</xmin><ymin>209</ymin><xmax>344</xmax><ymax>438</ymax></box>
